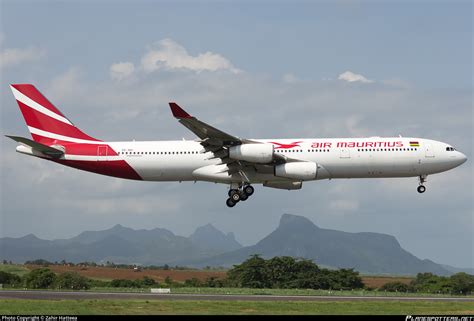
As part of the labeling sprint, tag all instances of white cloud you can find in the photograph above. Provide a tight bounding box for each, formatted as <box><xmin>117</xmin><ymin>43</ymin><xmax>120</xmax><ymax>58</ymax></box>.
<box><xmin>47</xmin><ymin>67</ymin><xmax>85</xmax><ymax>103</ymax></box>
<box><xmin>110</xmin><ymin>62</ymin><xmax>135</xmax><ymax>80</ymax></box>
<box><xmin>338</xmin><ymin>71</ymin><xmax>373</xmax><ymax>83</ymax></box>
<box><xmin>282</xmin><ymin>73</ymin><xmax>299</xmax><ymax>83</ymax></box>
<box><xmin>141</xmin><ymin>38</ymin><xmax>241</xmax><ymax>74</ymax></box>
<box><xmin>0</xmin><ymin>46</ymin><xmax>45</xmax><ymax>69</ymax></box>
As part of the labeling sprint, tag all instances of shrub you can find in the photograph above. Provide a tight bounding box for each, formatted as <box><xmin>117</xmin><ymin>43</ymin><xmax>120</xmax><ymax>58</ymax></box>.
<box><xmin>25</xmin><ymin>268</ymin><xmax>57</xmax><ymax>289</ymax></box>
<box><xmin>55</xmin><ymin>272</ymin><xmax>90</xmax><ymax>290</ymax></box>
<box><xmin>0</xmin><ymin>271</ymin><xmax>21</xmax><ymax>286</ymax></box>
<box><xmin>380</xmin><ymin>282</ymin><xmax>412</xmax><ymax>293</ymax></box>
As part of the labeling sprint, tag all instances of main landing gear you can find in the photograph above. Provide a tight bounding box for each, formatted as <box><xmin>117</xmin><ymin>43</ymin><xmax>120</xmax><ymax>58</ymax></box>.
<box><xmin>417</xmin><ymin>175</ymin><xmax>427</xmax><ymax>193</ymax></box>
<box><xmin>226</xmin><ymin>184</ymin><xmax>255</xmax><ymax>207</ymax></box>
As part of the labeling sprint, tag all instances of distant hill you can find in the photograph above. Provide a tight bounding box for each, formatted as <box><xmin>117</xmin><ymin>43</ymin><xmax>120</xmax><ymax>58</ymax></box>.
<box><xmin>1</xmin><ymin>214</ymin><xmax>470</xmax><ymax>276</ymax></box>
<box><xmin>0</xmin><ymin>224</ymin><xmax>241</xmax><ymax>266</ymax></box>
<box><xmin>189</xmin><ymin>224</ymin><xmax>242</xmax><ymax>254</ymax></box>
<box><xmin>441</xmin><ymin>264</ymin><xmax>474</xmax><ymax>275</ymax></box>
<box><xmin>180</xmin><ymin>214</ymin><xmax>453</xmax><ymax>276</ymax></box>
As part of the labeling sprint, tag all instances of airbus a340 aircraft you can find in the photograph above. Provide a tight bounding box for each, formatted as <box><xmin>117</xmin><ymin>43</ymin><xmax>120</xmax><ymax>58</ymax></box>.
<box><xmin>7</xmin><ymin>84</ymin><xmax>467</xmax><ymax>207</ymax></box>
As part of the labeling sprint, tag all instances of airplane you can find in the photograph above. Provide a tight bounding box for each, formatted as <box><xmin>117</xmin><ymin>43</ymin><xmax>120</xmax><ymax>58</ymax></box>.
<box><xmin>7</xmin><ymin>84</ymin><xmax>467</xmax><ymax>207</ymax></box>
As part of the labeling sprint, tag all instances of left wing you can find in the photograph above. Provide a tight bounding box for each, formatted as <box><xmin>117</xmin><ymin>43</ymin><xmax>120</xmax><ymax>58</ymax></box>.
<box><xmin>169</xmin><ymin>102</ymin><xmax>292</xmax><ymax>177</ymax></box>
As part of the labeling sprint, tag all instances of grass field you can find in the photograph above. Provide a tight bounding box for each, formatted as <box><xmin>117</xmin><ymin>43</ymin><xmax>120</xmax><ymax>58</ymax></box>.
<box><xmin>0</xmin><ymin>299</ymin><xmax>473</xmax><ymax>315</ymax></box>
<box><xmin>0</xmin><ymin>264</ymin><xmax>30</xmax><ymax>277</ymax></box>
<box><xmin>78</xmin><ymin>287</ymin><xmax>472</xmax><ymax>298</ymax></box>
<box><xmin>2</xmin><ymin>286</ymin><xmax>471</xmax><ymax>298</ymax></box>
<box><xmin>168</xmin><ymin>287</ymin><xmax>473</xmax><ymax>298</ymax></box>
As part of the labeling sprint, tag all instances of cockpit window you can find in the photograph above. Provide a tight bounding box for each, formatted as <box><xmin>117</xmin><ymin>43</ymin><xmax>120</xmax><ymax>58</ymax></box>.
<box><xmin>446</xmin><ymin>147</ymin><xmax>455</xmax><ymax>151</ymax></box>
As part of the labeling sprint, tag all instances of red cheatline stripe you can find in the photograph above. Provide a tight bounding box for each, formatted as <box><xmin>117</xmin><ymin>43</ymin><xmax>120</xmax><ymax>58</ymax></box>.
<box><xmin>11</xmin><ymin>84</ymin><xmax>67</xmax><ymax>117</ymax></box>
<box><xmin>54</xmin><ymin>159</ymin><xmax>142</xmax><ymax>180</ymax></box>
<box><xmin>17</xmin><ymin>101</ymin><xmax>98</xmax><ymax>141</ymax></box>
<box><xmin>64</xmin><ymin>144</ymin><xmax>118</xmax><ymax>156</ymax></box>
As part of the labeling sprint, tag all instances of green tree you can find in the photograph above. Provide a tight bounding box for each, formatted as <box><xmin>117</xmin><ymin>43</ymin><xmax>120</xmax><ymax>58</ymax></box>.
<box><xmin>332</xmin><ymin>269</ymin><xmax>364</xmax><ymax>290</ymax></box>
<box><xmin>411</xmin><ymin>273</ymin><xmax>452</xmax><ymax>294</ymax></box>
<box><xmin>0</xmin><ymin>271</ymin><xmax>21</xmax><ymax>286</ymax></box>
<box><xmin>204</xmin><ymin>276</ymin><xmax>224</xmax><ymax>288</ymax></box>
<box><xmin>55</xmin><ymin>272</ymin><xmax>90</xmax><ymax>290</ymax></box>
<box><xmin>228</xmin><ymin>254</ymin><xmax>270</xmax><ymax>288</ymax></box>
<box><xmin>25</xmin><ymin>268</ymin><xmax>57</xmax><ymax>289</ymax></box>
<box><xmin>142</xmin><ymin>276</ymin><xmax>156</xmax><ymax>286</ymax></box>
<box><xmin>110</xmin><ymin>279</ymin><xmax>141</xmax><ymax>288</ymax></box>
<box><xmin>449</xmin><ymin>273</ymin><xmax>474</xmax><ymax>295</ymax></box>
<box><xmin>265</xmin><ymin>256</ymin><xmax>298</xmax><ymax>288</ymax></box>
<box><xmin>184</xmin><ymin>278</ymin><xmax>203</xmax><ymax>287</ymax></box>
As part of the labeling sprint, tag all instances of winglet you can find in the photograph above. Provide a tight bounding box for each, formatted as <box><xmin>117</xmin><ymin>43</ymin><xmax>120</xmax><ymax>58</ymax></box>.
<box><xmin>169</xmin><ymin>102</ymin><xmax>192</xmax><ymax>119</ymax></box>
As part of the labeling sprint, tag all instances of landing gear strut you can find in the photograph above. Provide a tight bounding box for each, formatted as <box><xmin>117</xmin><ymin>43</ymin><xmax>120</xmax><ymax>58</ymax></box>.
<box><xmin>226</xmin><ymin>184</ymin><xmax>255</xmax><ymax>207</ymax></box>
<box><xmin>417</xmin><ymin>175</ymin><xmax>427</xmax><ymax>193</ymax></box>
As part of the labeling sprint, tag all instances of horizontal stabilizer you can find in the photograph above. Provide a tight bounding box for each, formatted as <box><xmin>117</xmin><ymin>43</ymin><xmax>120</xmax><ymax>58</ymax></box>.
<box><xmin>6</xmin><ymin>135</ymin><xmax>64</xmax><ymax>158</ymax></box>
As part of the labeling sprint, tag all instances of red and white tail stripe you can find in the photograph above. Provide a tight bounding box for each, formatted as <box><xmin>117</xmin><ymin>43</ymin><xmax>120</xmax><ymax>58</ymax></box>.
<box><xmin>10</xmin><ymin>84</ymin><xmax>100</xmax><ymax>145</ymax></box>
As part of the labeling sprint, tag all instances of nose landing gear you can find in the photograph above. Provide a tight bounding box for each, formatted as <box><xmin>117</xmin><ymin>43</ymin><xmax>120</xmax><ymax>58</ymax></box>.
<box><xmin>226</xmin><ymin>184</ymin><xmax>255</xmax><ymax>207</ymax></box>
<box><xmin>417</xmin><ymin>175</ymin><xmax>427</xmax><ymax>193</ymax></box>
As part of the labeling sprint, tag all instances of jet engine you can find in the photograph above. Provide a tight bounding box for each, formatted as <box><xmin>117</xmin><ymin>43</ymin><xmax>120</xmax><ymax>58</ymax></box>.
<box><xmin>229</xmin><ymin>144</ymin><xmax>273</xmax><ymax>163</ymax></box>
<box><xmin>275</xmin><ymin>162</ymin><xmax>317</xmax><ymax>180</ymax></box>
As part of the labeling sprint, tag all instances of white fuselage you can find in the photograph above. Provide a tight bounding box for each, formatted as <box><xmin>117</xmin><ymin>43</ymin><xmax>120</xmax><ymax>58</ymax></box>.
<box><xmin>103</xmin><ymin>137</ymin><xmax>466</xmax><ymax>184</ymax></box>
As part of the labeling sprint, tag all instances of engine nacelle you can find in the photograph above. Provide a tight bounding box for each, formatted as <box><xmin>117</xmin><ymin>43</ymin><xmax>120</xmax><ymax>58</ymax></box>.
<box><xmin>264</xmin><ymin>181</ymin><xmax>302</xmax><ymax>190</ymax></box>
<box><xmin>229</xmin><ymin>144</ymin><xmax>273</xmax><ymax>163</ymax></box>
<box><xmin>275</xmin><ymin>162</ymin><xmax>317</xmax><ymax>180</ymax></box>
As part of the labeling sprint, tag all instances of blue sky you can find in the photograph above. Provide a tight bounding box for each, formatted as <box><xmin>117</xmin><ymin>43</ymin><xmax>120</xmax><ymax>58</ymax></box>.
<box><xmin>1</xmin><ymin>0</ymin><xmax>472</xmax><ymax>268</ymax></box>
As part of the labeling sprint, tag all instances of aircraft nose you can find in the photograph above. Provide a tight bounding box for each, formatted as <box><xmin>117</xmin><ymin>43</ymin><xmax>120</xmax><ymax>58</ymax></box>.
<box><xmin>459</xmin><ymin>152</ymin><xmax>467</xmax><ymax>164</ymax></box>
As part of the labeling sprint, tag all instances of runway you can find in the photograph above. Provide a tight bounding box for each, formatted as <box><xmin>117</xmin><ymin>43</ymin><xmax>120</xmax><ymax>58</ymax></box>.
<box><xmin>1</xmin><ymin>290</ymin><xmax>473</xmax><ymax>302</ymax></box>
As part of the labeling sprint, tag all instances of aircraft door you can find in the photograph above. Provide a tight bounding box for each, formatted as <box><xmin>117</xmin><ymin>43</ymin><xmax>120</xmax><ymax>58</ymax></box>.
<box><xmin>97</xmin><ymin>145</ymin><xmax>108</xmax><ymax>161</ymax></box>
<box><xmin>425</xmin><ymin>144</ymin><xmax>435</xmax><ymax>158</ymax></box>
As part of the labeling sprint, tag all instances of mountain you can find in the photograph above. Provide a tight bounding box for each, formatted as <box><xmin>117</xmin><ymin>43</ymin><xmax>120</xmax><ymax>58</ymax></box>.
<box><xmin>0</xmin><ymin>224</ymin><xmax>240</xmax><ymax>266</ymax></box>
<box><xmin>440</xmin><ymin>264</ymin><xmax>474</xmax><ymax>275</ymax></box>
<box><xmin>189</xmin><ymin>224</ymin><xmax>242</xmax><ymax>254</ymax></box>
<box><xmin>182</xmin><ymin>214</ymin><xmax>452</xmax><ymax>276</ymax></box>
<box><xmin>0</xmin><ymin>215</ymin><xmax>464</xmax><ymax>276</ymax></box>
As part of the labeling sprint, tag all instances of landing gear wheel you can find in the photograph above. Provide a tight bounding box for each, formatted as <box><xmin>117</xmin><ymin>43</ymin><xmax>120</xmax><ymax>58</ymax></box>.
<box><xmin>228</xmin><ymin>189</ymin><xmax>239</xmax><ymax>197</ymax></box>
<box><xmin>243</xmin><ymin>185</ymin><xmax>254</xmax><ymax>196</ymax></box>
<box><xmin>226</xmin><ymin>198</ymin><xmax>236</xmax><ymax>208</ymax></box>
<box><xmin>239</xmin><ymin>192</ymin><xmax>248</xmax><ymax>201</ymax></box>
<box><xmin>231</xmin><ymin>192</ymin><xmax>241</xmax><ymax>202</ymax></box>
<box><xmin>417</xmin><ymin>175</ymin><xmax>427</xmax><ymax>194</ymax></box>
